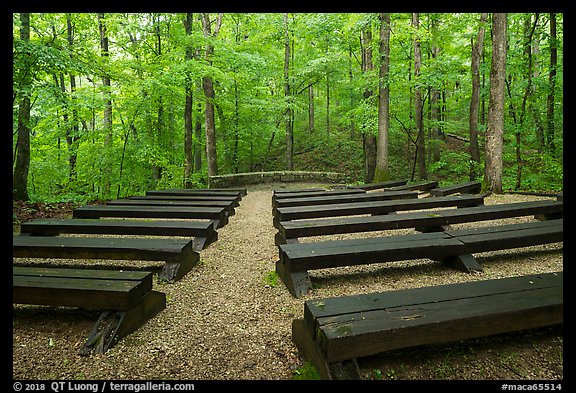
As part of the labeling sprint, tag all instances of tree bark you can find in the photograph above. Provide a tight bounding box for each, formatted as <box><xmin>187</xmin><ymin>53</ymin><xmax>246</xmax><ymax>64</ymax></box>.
<box><xmin>469</xmin><ymin>12</ymin><xmax>488</xmax><ymax>180</ymax></box>
<box><xmin>361</xmin><ymin>25</ymin><xmax>376</xmax><ymax>183</ymax></box>
<box><xmin>183</xmin><ymin>13</ymin><xmax>194</xmax><ymax>187</ymax></box>
<box><xmin>13</xmin><ymin>12</ymin><xmax>31</xmax><ymax>201</ymax></box>
<box><xmin>413</xmin><ymin>13</ymin><xmax>427</xmax><ymax>180</ymax></box>
<box><xmin>201</xmin><ymin>13</ymin><xmax>222</xmax><ymax>177</ymax></box>
<box><xmin>98</xmin><ymin>13</ymin><xmax>112</xmax><ymax>197</ymax></box>
<box><xmin>546</xmin><ymin>12</ymin><xmax>557</xmax><ymax>155</ymax></box>
<box><xmin>484</xmin><ymin>13</ymin><xmax>507</xmax><ymax>194</ymax></box>
<box><xmin>374</xmin><ymin>13</ymin><xmax>391</xmax><ymax>182</ymax></box>
<box><xmin>284</xmin><ymin>13</ymin><xmax>294</xmax><ymax>170</ymax></box>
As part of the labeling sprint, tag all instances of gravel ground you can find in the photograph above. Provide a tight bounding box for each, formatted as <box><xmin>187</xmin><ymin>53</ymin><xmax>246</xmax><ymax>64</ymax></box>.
<box><xmin>12</xmin><ymin>183</ymin><xmax>563</xmax><ymax>382</ymax></box>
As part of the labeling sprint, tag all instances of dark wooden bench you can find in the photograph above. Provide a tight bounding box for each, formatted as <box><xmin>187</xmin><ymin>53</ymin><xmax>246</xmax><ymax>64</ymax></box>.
<box><xmin>275</xmin><ymin>200</ymin><xmax>563</xmax><ymax>245</ymax></box>
<box><xmin>276</xmin><ymin>219</ymin><xmax>563</xmax><ymax>297</ymax></box>
<box><xmin>20</xmin><ymin>218</ymin><xmax>218</xmax><ymax>251</ymax></box>
<box><xmin>72</xmin><ymin>205</ymin><xmax>229</xmax><ymax>228</ymax></box>
<box><xmin>272</xmin><ymin>190</ymin><xmax>418</xmax><ymax>210</ymax></box>
<box><xmin>129</xmin><ymin>194</ymin><xmax>240</xmax><ymax>207</ymax></box>
<box><xmin>345</xmin><ymin>180</ymin><xmax>407</xmax><ymax>190</ymax></box>
<box><xmin>272</xmin><ymin>188</ymin><xmax>366</xmax><ymax>205</ymax></box>
<box><xmin>272</xmin><ymin>194</ymin><xmax>485</xmax><ymax>229</ymax></box>
<box><xmin>292</xmin><ymin>271</ymin><xmax>563</xmax><ymax>379</ymax></box>
<box><xmin>13</xmin><ymin>266</ymin><xmax>166</xmax><ymax>355</ymax></box>
<box><xmin>146</xmin><ymin>189</ymin><xmax>245</xmax><ymax>201</ymax></box>
<box><xmin>429</xmin><ymin>180</ymin><xmax>482</xmax><ymax>196</ymax></box>
<box><xmin>106</xmin><ymin>199</ymin><xmax>236</xmax><ymax>216</ymax></box>
<box><xmin>384</xmin><ymin>180</ymin><xmax>439</xmax><ymax>192</ymax></box>
<box><xmin>13</xmin><ymin>235</ymin><xmax>200</xmax><ymax>282</ymax></box>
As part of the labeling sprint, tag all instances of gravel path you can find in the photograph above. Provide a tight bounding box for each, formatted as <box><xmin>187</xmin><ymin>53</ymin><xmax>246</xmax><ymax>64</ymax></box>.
<box><xmin>12</xmin><ymin>183</ymin><xmax>563</xmax><ymax>380</ymax></box>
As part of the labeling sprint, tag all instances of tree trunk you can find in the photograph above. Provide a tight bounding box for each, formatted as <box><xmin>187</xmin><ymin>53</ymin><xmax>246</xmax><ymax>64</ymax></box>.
<box><xmin>66</xmin><ymin>14</ymin><xmax>79</xmax><ymax>182</ymax></box>
<box><xmin>484</xmin><ymin>13</ymin><xmax>507</xmax><ymax>194</ymax></box>
<box><xmin>374</xmin><ymin>13</ymin><xmax>391</xmax><ymax>182</ymax></box>
<box><xmin>284</xmin><ymin>13</ymin><xmax>294</xmax><ymax>171</ymax></box>
<box><xmin>98</xmin><ymin>13</ymin><xmax>112</xmax><ymax>197</ymax></box>
<box><xmin>361</xmin><ymin>25</ymin><xmax>376</xmax><ymax>183</ymax></box>
<box><xmin>308</xmin><ymin>85</ymin><xmax>314</xmax><ymax>133</ymax></box>
<box><xmin>469</xmin><ymin>12</ymin><xmax>488</xmax><ymax>180</ymax></box>
<box><xmin>413</xmin><ymin>13</ymin><xmax>427</xmax><ymax>180</ymax></box>
<box><xmin>13</xmin><ymin>12</ymin><xmax>31</xmax><ymax>201</ymax></box>
<box><xmin>201</xmin><ymin>13</ymin><xmax>222</xmax><ymax>177</ymax></box>
<box><xmin>546</xmin><ymin>12</ymin><xmax>557</xmax><ymax>155</ymax></box>
<box><xmin>183</xmin><ymin>13</ymin><xmax>194</xmax><ymax>187</ymax></box>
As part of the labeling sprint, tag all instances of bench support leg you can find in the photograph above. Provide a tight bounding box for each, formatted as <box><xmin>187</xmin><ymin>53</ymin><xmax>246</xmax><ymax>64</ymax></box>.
<box><xmin>534</xmin><ymin>212</ymin><xmax>563</xmax><ymax>221</ymax></box>
<box><xmin>441</xmin><ymin>254</ymin><xmax>483</xmax><ymax>273</ymax></box>
<box><xmin>276</xmin><ymin>260</ymin><xmax>311</xmax><ymax>298</ymax></box>
<box><xmin>79</xmin><ymin>291</ymin><xmax>166</xmax><ymax>355</ymax></box>
<box><xmin>274</xmin><ymin>233</ymin><xmax>299</xmax><ymax>246</ymax></box>
<box><xmin>159</xmin><ymin>249</ymin><xmax>200</xmax><ymax>283</ymax></box>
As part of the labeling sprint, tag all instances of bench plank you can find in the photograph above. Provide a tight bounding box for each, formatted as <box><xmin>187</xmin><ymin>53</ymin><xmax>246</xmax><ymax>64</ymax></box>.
<box><xmin>384</xmin><ymin>180</ymin><xmax>438</xmax><ymax>192</ymax></box>
<box><xmin>293</xmin><ymin>272</ymin><xmax>562</xmax><ymax>379</ymax></box>
<box><xmin>13</xmin><ymin>235</ymin><xmax>199</xmax><ymax>282</ymax></box>
<box><xmin>129</xmin><ymin>195</ymin><xmax>240</xmax><ymax>207</ymax></box>
<box><xmin>20</xmin><ymin>218</ymin><xmax>218</xmax><ymax>251</ymax></box>
<box><xmin>274</xmin><ymin>194</ymin><xmax>485</xmax><ymax>226</ymax></box>
<box><xmin>277</xmin><ymin>219</ymin><xmax>563</xmax><ymax>297</ymax></box>
<box><xmin>273</xmin><ymin>190</ymin><xmax>418</xmax><ymax>210</ymax></box>
<box><xmin>276</xmin><ymin>200</ymin><xmax>563</xmax><ymax>244</ymax></box>
<box><xmin>346</xmin><ymin>180</ymin><xmax>407</xmax><ymax>190</ymax></box>
<box><xmin>272</xmin><ymin>188</ymin><xmax>366</xmax><ymax>203</ymax></box>
<box><xmin>13</xmin><ymin>266</ymin><xmax>167</xmax><ymax>355</ymax></box>
<box><xmin>72</xmin><ymin>205</ymin><xmax>229</xmax><ymax>228</ymax></box>
<box><xmin>106</xmin><ymin>199</ymin><xmax>236</xmax><ymax>215</ymax></box>
<box><xmin>429</xmin><ymin>180</ymin><xmax>482</xmax><ymax>196</ymax></box>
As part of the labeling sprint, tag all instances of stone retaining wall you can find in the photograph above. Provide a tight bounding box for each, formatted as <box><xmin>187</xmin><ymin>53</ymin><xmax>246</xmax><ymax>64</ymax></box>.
<box><xmin>209</xmin><ymin>171</ymin><xmax>345</xmax><ymax>188</ymax></box>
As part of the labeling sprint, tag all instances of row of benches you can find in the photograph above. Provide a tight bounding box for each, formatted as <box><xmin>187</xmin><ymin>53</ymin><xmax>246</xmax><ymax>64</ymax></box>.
<box><xmin>13</xmin><ymin>187</ymin><xmax>247</xmax><ymax>355</ymax></box>
<box><xmin>271</xmin><ymin>181</ymin><xmax>563</xmax><ymax>379</ymax></box>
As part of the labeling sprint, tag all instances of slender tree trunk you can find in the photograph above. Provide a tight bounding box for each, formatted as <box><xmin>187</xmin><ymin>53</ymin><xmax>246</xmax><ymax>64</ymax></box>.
<box><xmin>183</xmin><ymin>13</ymin><xmax>194</xmax><ymax>187</ymax></box>
<box><xmin>484</xmin><ymin>13</ymin><xmax>507</xmax><ymax>194</ymax></box>
<box><xmin>374</xmin><ymin>13</ymin><xmax>391</xmax><ymax>182</ymax></box>
<box><xmin>546</xmin><ymin>12</ymin><xmax>557</xmax><ymax>155</ymax></box>
<box><xmin>201</xmin><ymin>13</ymin><xmax>222</xmax><ymax>177</ymax></box>
<box><xmin>429</xmin><ymin>14</ymin><xmax>442</xmax><ymax>165</ymax></box>
<box><xmin>308</xmin><ymin>85</ymin><xmax>314</xmax><ymax>133</ymax></box>
<box><xmin>361</xmin><ymin>26</ymin><xmax>376</xmax><ymax>183</ymax></box>
<box><xmin>66</xmin><ymin>14</ymin><xmax>79</xmax><ymax>182</ymax></box>
<box><xmin>194</xmin><ymin>100</ymin><xmax>203</xmax><ymax>172</ymax></box>
<box><xmin>413</xmin><ymin>13</ymin><xmax>427</xmax><ymax>180</ymax></box>
<box><xmin>13</xmin><ymin>12</ymin><xmax>31</xmax><ymax>201</ymax></box>
<box><xmin>98</xmin><ymin>13</ymin><xmax>112</xmax><ymax>197</ymax></box>
<box><xmin>284</xmin><ymin>13</ymin><xmax>294</xmax><ymax>171</ymax></box>
<box><xmin>469</xmin><ymin>12</ymin><xmax>488</xmax><ymax>180</ymax></box>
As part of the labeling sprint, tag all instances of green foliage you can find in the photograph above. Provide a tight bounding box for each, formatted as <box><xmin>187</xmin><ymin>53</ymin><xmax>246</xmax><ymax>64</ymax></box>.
<box><xmin>262</xmin><ymin>271</ymin><xmax>280</xmax><ymax>288</ymax></box>
<box><xmin>291</xmin><ymin>362</ymin><xmax>321</xmax><ymax>380</ymax></box>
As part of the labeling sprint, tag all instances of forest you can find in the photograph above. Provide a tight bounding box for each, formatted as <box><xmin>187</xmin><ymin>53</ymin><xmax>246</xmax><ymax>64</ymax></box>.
<box><xmin>12</xmin><ymin>13</ymin><xmax>563</xmax><ymax>203</ymax></box>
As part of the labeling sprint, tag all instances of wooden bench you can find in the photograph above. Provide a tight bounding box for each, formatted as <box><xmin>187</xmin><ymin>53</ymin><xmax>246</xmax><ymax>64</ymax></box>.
<box><xmin>345</xmin><ymin>180</ymin><xmax>407</xmax><ymax>190</ymax></box>
<box><xmin>13</xmin><ymin>235</ymin><xmax>200</xmax><ymax>282</ymax></box>
<box><xmin>20</xmin><ymin>218</ymin><xmax>218</xmax><ymax>251</ymax></box>
<box><xmin>129</xmin><ymin>194</ymin><xmax>240</xmax><ymax>207</ymax></box>
<box><xmin>275</xmin><ymin>200</ymin><xmax>563</xmax><ymax>245</ymax></box>
<box><xmin>272</xmin><ymin>194</ymin><xmax>485</xmax><ymax>229</ymax></box>
<box><xmin>13</xmin><ymin>266</ymin><xmax>166</xmax><ymax>355</ymax></box>
<box><xmin>429</xmin><ymin>180</ymin><xmax>482</xmax><ymax>196</ymax></box>
<box><xmin>72</xmin><ymin>205</ymin><xmax>229</xmax><ymax>228</ymax></box>
<box><xmin>384</xmin><ymin>180</ymin><xmax>439</xmax><ymax>192</ymax></box>
<box><xmin>106</xmin><ymin>199</ymin><xmax>236</xmax><ymax>216</ymax></box>
<box><xmin>276</xmin><ymin>219</ymin><xmax>563</xmax><ymax>297</ymax></box>
<box><xmin>272</xmin><ymin>190</ymin><xmax>418</xmax><ymax>210</ymax></box>
<box><xmin>291</xmin><ymin>271</ymin><xmax>563</xmax><ymax>379</ymax></box>
<box><xmin>146</xmin><ymin>189</ymin><xmax>245</xmax><ymax>202</ymax></box>
<box><xmin>272</xmin><ymin>188</ymin><xmax>366</xmax><ymax>205</ymax></box>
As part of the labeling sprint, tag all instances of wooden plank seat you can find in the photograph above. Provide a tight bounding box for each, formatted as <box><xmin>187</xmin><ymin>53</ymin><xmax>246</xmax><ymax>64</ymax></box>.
<box><xmin>273</xmin><ymin>187</ymin><xmax>327</xmax><ymax>195</ymax></box>
<box><xmin>106</xmin><ymin>199</ymin><xmax>236</xmax><ymax>216</ymax></box>
<box><xmin>72</xmin><ymin>205</ymin><xmax>229</xmax><ymax>228</ymax></box>
<box><xmin>429</xmin><ymin>180</ymin><xmax>482</xmax><ymax>197</ymax></box>
<box><xmin>146</xmin><ymin>189</ymin><xmax>245</xmax><ymax>201</ymax></box>
<box><xmin>275</xmin><ymin>200</ymin><xmax>563</xmax><ymax>245</ymax></box>
<box><xmin>276</xmin><ymin>219</ymin><xmax>563</xmax><ymax>297</ymax></box>
<box><xmin>345</xmin><ymin>180</ymin><xmax>407</xmax><ymax>190</ymax></box>
<box><xmin>13</xmin><ymin>235</ymin><xmax>200</xmax><ymax>282</ymax></box>
<box><xmin>273</xmin><ymin>194</ymin><xmax>485</xmax><ymax>229</ymax></box>
<box><xmin>273</xmin><ymin>190</ymin><xmax>418</xmax><ymax>210</ymax></box>
<box><xmin>291</xmin><ymin>271</ymin><xmax>563</xmax><ymax>379</ymax></box>
<box><xmin>129</xmin><ymin>195</ymin><xmax>240</xmax><ymax>207</ymax></box>
<box><xmin>384</xmin><ymin>180</ymin><xmax>439</xmax><ymax>192</ymax></box>
<box><xmin>20</xmin><ymin>218</ymin><xmax>218</xmax><ymax>251</ymax></box>
<box><xmin>13</xmin><ymin>266</ymin><xmax>166</xmax><ymax>355</ymax></box>
<box><xmin>272</xmin><ymin>187</ymin><xmax>366</xmax><ymax>202</ymax></box>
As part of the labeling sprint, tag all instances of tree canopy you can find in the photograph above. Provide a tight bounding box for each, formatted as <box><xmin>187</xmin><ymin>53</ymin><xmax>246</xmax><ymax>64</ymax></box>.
<box><xmin>13</xmin><ymin>13</ymin><xmax>563</xmax><ymax>202</ymax></box>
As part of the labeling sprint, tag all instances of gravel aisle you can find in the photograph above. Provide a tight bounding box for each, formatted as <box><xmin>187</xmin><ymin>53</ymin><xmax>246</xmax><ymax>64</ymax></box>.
<box><xmin>12</xmin><ymin>183</ymin><xmax>563</xmax><ymax>380</ymax></box>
